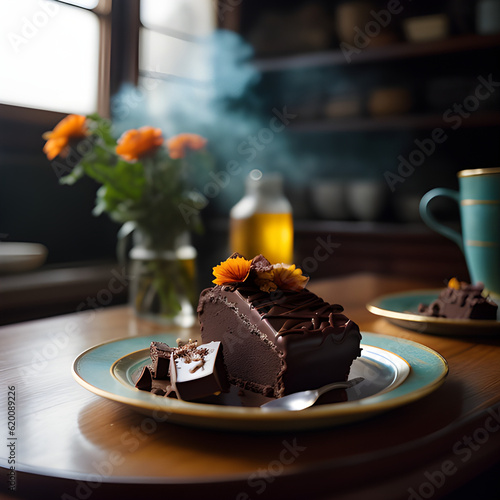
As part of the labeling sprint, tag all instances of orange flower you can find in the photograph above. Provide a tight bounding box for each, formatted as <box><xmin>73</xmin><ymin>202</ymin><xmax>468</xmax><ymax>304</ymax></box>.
<box><xmin>448</xmin><ymin>277</ymin><xmax>461</xmax><ymax>290</ymax></box>
<box><xmin>272</xmin><ymin>263</ymin><xmax>309</xmax><ymax>291</ymax></box>
<box><xmin>212</xmin><ymin>256</ymin><xmax>252</xmax><ymax>285</ymax></box>
<box><xmin>167</xmin><ymin>133</ymin><xmax>207</xmax><ymax>159</ymax></box>
<box><xmin>42</xmin><ymin>114</ymin><xmax>88</xmax><ymax>160</ymax></box>
<box><xmin>116</xmin><ymin>126</ymin><xmax>164</xmax><ymax>161</ymax></box>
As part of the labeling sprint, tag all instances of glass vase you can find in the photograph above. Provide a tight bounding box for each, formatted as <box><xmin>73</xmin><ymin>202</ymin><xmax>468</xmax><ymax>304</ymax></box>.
<box><xmin>128</xmin><ymin>232</ymin><xmax>198</xmax><ymax>327</ymax></box>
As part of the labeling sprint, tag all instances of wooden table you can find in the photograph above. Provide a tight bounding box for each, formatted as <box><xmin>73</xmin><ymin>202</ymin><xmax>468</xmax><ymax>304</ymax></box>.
<box><xmin>1</xmin><ymin>273</ymin><xmax>499</xmax><ymax>500</ymax></box>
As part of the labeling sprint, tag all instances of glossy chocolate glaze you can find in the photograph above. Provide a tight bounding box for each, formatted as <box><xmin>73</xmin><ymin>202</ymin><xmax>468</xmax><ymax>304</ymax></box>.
<box><xmin>135</xmin><ymin>365</ymin><xmax>153</xmax><ymax>391</ymax></box>
<box><xmin>198</xmin><ymin>284</ymin><xmax>362</xmax><ymax>397</ymax></box>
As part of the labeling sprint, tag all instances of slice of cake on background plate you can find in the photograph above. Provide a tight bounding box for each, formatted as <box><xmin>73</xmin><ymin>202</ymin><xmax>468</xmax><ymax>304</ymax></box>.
<box><xmin>419</xmin><ymin>277</ymin><xmax>498</xmax><ymax>320</ymax></box>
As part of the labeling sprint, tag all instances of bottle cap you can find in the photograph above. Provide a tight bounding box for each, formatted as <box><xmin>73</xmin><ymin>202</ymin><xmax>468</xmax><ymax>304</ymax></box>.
<box><xmin>246</xmin><ymin>169</ymin><xmax>284</xmax><ymax>196</ymax></box>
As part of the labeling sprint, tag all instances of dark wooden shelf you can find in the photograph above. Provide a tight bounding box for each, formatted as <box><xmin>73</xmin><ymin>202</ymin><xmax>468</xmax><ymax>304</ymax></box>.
<box><xmin>0</xmin><ymin>261</ymin><xmax>128</xmax><ymax>325</ymax></box>
<box><xmin>254</xmin><ymin>34</ymin><xmax>500</xmax><ymax>72</ymax></box>
<box><xmin>293</xmin><ymin>219</ymin><xmax>468</xmax><ymax>281</ymax></box>
<box><xmin>209</xmin><ymin>218</ymin><xmax>468</xmax><ymax>281</ymax></box>
<box><xmin>294</xmin><ymin>219</ymin><xmax>432</xmax><ymax>234</ymax></box>
<box><xmin>289</xmin><ymin>111</ymin><xmax>500</xmax><ymax>133</ymax></box>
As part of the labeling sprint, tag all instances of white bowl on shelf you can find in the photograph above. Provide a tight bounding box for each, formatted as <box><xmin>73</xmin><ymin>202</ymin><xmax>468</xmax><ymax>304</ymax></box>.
<box><xmin>0</xmin><ymin>242</ymin><xmax>48</xmax><ymax>274</ymax></box>
<box><xmin>403</xmin><ymin>14</ymin><xmax>450</xmax><ymax>43</ymax></box>
<box><xmin>346</xmin><ymin>181</ymin><xmax>387</xmax><ymax>221</ymax></box>
<box><xmin>310</xmin><ymin>181</ymin><xmax>350</xmax><ymax>220</ymax></box>
<box><xmin>367</xmin><ymin>87</ymin><xmax>413</xmax><ymax>116</ymax></box>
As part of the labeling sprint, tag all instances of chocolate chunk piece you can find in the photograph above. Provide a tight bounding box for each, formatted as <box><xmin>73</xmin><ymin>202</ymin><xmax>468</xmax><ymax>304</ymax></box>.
<box><xmin>136</xmin><ymin>340</ymin><xmax>229</xmax><ymax>402</ymax></box>
<box><xmin>250</xmin><ymin>254</ymin><xmax>273</xmax><ymax>274</ymax></box>
<box><xmin>150</xmin><ymin>341</ymin><xmax>175</xmax><ymax>378</ymax></box>
<box><xmin>134</xmin><ymin>365</ymin><xmax>153</xmax><ymax>391</ymax></box>
<box><xmin>170</xmin><ymin>341</ymin><xmax>229</xmax><ymax>401</ymax></box>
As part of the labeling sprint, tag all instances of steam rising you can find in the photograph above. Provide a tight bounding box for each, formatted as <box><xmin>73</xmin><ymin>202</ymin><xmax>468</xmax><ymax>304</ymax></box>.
<box><xmin>111</xmin><ymin>29</ymin><xmax>413</xmax><ymax>215</ymax></box>
<box><xmin>111</xmin><ymin>30</ymin><xmax>287</xmax><ymax>211</ymax></box>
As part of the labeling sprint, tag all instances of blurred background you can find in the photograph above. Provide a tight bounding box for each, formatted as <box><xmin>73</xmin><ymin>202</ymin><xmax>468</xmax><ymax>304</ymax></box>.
<box><xmin>1</xmin><ymin>0</ymin><xmax>500</xmax><ymax>322</ymax></box>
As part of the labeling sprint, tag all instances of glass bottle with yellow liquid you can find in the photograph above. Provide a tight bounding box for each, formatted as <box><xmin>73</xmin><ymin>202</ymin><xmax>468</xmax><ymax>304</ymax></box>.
<box><xmin>230</xmin><ymin>170</ymin><xmax>293</xmax><ymax>264</ymax></box>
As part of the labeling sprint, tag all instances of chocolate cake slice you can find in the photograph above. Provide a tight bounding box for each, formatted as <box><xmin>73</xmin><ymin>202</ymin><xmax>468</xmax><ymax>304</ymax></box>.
<box><xmin>198</xmin><ymin>254</ymin><xmax>362</xmax><ymax>398</ymax></box>
<box><xmin>419</xmin><ymin>278</ymin><xmax>498</xmax><ymax>320</ymax></box>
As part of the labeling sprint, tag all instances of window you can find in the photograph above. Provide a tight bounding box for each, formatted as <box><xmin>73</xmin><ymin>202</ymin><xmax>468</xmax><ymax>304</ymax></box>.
<box><xmin>140</xmin><ymin>0</ymin><xmax>214</xmax><ymax>38</ymax></box>
<box><xmin>0</xmin><ymin>0</ymin><xmax>215</xmax><ymax>118</ymax></box>
<box><xmin>0</xmin><ymin>0</ymin><xmax>104</xmax><ymax>114</ymax></box>
<box><xmin>0</xmin><ymin>0</ymin><xmax>217</xmax><ymax>268</ymax></box>
<box><xmin>136</xmin><ymin>0</ymin><xmax>215</xmax><ymax>107</ymax></box>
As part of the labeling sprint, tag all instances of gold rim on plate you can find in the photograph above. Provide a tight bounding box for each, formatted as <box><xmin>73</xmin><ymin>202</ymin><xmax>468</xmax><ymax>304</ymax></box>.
<box><xmin>366</xmin><ymin>289</ymin><xmax>500</xmax><ymax>336</ymax></box>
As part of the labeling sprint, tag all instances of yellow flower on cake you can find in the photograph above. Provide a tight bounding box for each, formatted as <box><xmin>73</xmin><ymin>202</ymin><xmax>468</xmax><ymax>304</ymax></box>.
<box><xmin>42</xmin><ymin>114</ymin><xmax>88</xmax><ymax>160</ymax></box>
<box><xmin>272</xmin><ymin>263</ymin><xmax>309</xmax><ymax>291</ymax></box>
<box><xmin>212</xmin><ymin>256</ymin><xmax>252</xmax><ymax>285</ymax></box>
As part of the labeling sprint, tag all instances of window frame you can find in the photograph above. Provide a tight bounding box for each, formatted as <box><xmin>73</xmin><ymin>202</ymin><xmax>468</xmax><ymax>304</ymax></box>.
<box><xmin>0</xmin><ymin>0</ymin><xmax>233</xmax><ymax>128</ymax></box>
<box><xmin>0</xmin><ymin>0</ymin><xmax>125</xmax><ymax>126</ymax></box>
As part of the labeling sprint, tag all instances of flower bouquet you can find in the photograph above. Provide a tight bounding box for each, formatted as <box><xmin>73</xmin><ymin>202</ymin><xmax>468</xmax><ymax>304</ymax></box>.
<box><xmin>43</xmin><ymin>113</ymin><xmax>212</xmax><ymax>325</ymax></box>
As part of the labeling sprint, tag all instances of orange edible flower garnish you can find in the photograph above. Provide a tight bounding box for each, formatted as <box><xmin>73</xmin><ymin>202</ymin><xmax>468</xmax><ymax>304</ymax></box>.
<box><xmin>213</xmin><ymin>256</ymin><xmax>252</xmax><ymax>285</ymax></box>
<box><xmin>272</xmin><ymin>263</ymin><xmax>309</xmax><ymax>292</ymax></box>
<box><xmin>167</xmin><ymin>133</ymin><xmax>207</xmax><ymax>159</ymax></box>
<box><xmin>255</xmin><ymin>269</ymin><xmax>277</xmax><ymax>293</ymax></box>
<box><xmin>42</xmin><ymin>114</ymin><xmax>88</xmax><ymax>160</ymax></box>
<box><xmin>116</xmin><ymin>126</ymin><xmax>164</xmax><ymax>161</ymax></box>
<box><xmin>448</xmin><ymin>277</ymin><xmax>461</xmax><ymax>290</ymax></box>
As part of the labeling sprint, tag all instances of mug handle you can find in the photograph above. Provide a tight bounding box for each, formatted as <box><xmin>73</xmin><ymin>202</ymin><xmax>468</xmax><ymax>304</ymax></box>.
<box><xmin>419</xmin><ymin>188</ymin><xmax>464</xmax><ymax>252</ymax></box>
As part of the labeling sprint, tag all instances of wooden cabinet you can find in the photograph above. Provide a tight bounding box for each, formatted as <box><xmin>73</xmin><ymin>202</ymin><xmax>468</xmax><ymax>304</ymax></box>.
<box><xmin>253</xmin><ymin>32</ymin><xmax>500</xmax><ymax>133</ymax></box>
<box><xmin>216</xmin><ymin>0</ymin><xmax>500</xmax><ymax>278</ymax></box>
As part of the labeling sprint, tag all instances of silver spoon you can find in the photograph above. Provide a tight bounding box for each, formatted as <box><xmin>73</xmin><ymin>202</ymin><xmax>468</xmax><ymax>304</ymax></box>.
<box><xmin>260</xmin><ymin>377</ymin><xmax>364</xmax><ymax>411</ymax></box>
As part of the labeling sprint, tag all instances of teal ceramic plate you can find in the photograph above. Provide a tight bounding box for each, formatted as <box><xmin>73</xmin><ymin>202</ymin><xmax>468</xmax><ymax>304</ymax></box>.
<box><xmin>72</xmin><ymin>332</ymin><xmax>447</xmax><ymax>432</ymax></box>
<box><xmin>367</xmin><ymin>290</ymin><xmax>500</xmax><ymax>336</ymax></box>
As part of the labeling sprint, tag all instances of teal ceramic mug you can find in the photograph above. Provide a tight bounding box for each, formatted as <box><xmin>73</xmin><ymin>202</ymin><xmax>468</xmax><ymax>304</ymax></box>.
<box><xmin>420</xmin><ymin>167</ymin><xmax>500</xmax><ymax>296</ymax></box>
